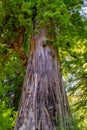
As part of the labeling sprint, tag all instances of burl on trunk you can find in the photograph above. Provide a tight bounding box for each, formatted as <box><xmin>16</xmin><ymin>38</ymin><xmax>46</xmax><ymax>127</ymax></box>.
<box><xmin>14</xmin><ymin>29</ymin><xmax>74</xmax><ymax>130</ymax></box>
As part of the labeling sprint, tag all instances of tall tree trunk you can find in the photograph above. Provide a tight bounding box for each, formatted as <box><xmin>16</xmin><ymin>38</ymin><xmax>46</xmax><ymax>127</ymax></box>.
<box><xmin>14</xmin><ymin>29</ymin><xmax>74</xmax><ymax>130</ymax></box>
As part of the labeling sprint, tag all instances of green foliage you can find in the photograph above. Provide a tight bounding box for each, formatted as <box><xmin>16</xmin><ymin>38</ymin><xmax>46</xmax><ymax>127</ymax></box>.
<box><xmin>0</xmin><ymin>50</ymin><xmax>25</xmax><ymax>108</ymax></box>
<box><xmin>0</xmin><ymin>101</ymin><xmax>17</xmax><ymax>130</ymax></box>
<box><xmin>23</xmin><ymin>31</ymin><xmax>31</xmax><ymax>55</ymax></box>
<box><xmin>60</xmin><ymin>39</ymin><xmax>87</xmax><ymax>130</ymax></box>
<box><xmin>0</xmin><ymin>0</ymin><xmax>33</xmax><ymax>39</ymax></box>
<box><xmin>0</xmin><ymin>49</ymin><xmax>25</xmax><ymax>129</ymax></box>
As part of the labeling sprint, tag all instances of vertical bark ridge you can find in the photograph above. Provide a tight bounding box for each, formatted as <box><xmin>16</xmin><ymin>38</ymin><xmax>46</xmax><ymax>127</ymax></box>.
<box><xmin>14</xmin><ymin>29</ymin><xmax>74</xmax><ymax>130</ymax></box>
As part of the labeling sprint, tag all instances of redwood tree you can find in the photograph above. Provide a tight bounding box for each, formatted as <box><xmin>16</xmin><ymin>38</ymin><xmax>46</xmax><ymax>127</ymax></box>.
<box><xmin>14</xmin><ymin>29</ymin><xmax>74</xmax><ymax>130</ymax></box>
<box><xmin>0</xmin><ymin>0</ymin><xmax>85</xmax><ymax>130</ymax></box>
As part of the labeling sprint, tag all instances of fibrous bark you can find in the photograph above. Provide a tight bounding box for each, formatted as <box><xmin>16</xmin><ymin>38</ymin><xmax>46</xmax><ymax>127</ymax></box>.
<box><xmin>14</xmin><ymin>29</ymin><xmax>74</xmax><ymax>130</ymax></box>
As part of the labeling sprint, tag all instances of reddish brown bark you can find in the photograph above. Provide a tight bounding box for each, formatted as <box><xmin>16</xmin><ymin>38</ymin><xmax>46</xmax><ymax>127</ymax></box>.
<box><xmin>14</xmin><ymin>29</ymin><xmax>74</xmax><ymax>130</ymax></box>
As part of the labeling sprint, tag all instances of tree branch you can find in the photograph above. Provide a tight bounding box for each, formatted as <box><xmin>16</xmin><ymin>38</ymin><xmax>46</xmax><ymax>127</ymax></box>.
<box><xmin>0</xmin><ymin>36</ymin><xmax>13</xmax><ymax>45</ymax></box>
<box><xmin>0</xmin><ymin>26</ymin><xmax>27</xmax><ymax>66</ymax></box>
<box><xmin>15</xmin><ymin>26</ymin><xmax>26</xmax><ymax>48</ymax></box>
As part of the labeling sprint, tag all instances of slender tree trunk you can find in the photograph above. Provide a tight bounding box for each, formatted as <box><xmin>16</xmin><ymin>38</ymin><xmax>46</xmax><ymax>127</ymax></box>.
<box><xmin>14</xmin><ymin>29</ymin><xmax>74</xmax><ymax>130</ymax></box>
